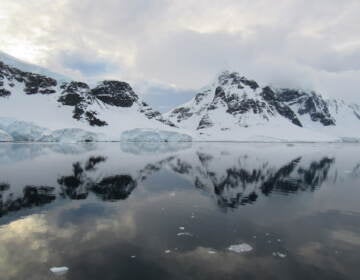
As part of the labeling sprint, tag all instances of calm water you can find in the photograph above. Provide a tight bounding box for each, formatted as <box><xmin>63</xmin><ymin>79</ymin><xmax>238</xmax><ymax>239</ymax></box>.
<box><xmin>0</xmin><ymin>142</ymin><xmax>360</xmax><ymax>280</ymax></box>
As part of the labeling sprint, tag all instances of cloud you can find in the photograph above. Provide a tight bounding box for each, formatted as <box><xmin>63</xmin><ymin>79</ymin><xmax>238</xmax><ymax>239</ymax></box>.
<box><xmin>0</xmin><ymin>0</ymin><xmax>360</xmax><ymax>104</ymax></box>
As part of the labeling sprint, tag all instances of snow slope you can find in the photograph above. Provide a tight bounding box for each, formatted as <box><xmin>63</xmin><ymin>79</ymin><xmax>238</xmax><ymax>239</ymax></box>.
<box><xmin>0</xmin><ymin>53</ymin><xmax>190</xmax><ymax>142</ymax></box>
<box><xmin>1</xmin><ymin>51</ymin><xmax>360</xmax><ymax>143</ymax></box>
<box><xmin>166</xmin><ymin>71</ymin><xmax>360</xmax><ymax>142</ymax></box>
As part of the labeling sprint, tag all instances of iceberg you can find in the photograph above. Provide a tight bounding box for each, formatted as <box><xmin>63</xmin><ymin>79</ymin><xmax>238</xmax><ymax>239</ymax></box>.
<box><xmin>121</xmin><ymin>128</ymin><xmax>192</xmax><ymax>142</ymax></box>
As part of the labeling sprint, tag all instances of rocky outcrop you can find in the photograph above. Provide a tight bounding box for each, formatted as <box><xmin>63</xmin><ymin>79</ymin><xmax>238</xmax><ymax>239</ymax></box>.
<box><xmin>167</xmin><ymin>71</ymin><xmax>341</xmax><ymax>131</ymax></box>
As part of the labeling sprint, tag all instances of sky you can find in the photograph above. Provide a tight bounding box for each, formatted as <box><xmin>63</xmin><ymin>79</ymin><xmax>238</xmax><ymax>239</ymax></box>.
<box><xmin>1</xmin><ymin>0</ymin><xmax>360</xmax><ymax>111</ymax></box>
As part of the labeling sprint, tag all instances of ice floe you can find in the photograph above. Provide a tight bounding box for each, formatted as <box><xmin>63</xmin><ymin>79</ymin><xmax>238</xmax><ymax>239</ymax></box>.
<box><xmin>228</xmin><ymin>243</ymin><xmax>253</xmax><ymax>253</ymax></box>
<box><xmin>50</xmin><ymin>266</ymin><xmax>69</xmax><ymax>276</ymax></box>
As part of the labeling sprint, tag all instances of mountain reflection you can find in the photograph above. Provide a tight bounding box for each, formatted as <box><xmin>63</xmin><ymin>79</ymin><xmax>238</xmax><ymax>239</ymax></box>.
<box><xmin>1</xmin><ymin>185</ymin><xmax>55</xmax><ymax>217</ymax></box>
<box><xmin>0</xmin><ymin>148</ymin><xmax>337</xmax><ymax>218</ymax></box>
<box><xmin>58</xmin><ymin>156</ymin><xmax>136</xmax><ymax>201</ymax></box>
<box><xmin>139</xmin><ymin>153</ymin><xmax>335</xmax><ymax>209</ymax></box>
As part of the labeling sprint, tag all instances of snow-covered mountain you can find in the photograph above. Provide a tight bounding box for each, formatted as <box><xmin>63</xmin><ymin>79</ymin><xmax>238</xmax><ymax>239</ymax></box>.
<box><xmin>1</xmin><ymin>51</ymin><xmax>360</xmax><ymax>143</ymax></box>
<box><xmin>0</xmin><ymin>52</ymin><xmax>190</xmax><ymax>142</ymax></box>
<box><xmin>166</xmin><ymin>71</ymin><xmax>360</xmax><ymax>142</ymax></box>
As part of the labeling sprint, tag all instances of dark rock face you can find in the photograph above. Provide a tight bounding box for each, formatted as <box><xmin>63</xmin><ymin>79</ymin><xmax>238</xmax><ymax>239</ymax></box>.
<box><xmin>171</xmin><ymin>71</ymin><xmax>339</xmax><ymax>130</ymax></box>
<box><xmin>197</xmin><ymin>114</ymin><xmax>213</xmax><ymax>129</ymax></box>
<box><xmin>1</xmin><ymin>60</ymin><xmax>174</xmax><ymax>128</ymax></box>
<box><xmin>171</xmin><ymin>107</ymin><xmax>193</xmax><ymax>122</ymax></box>
<box><xmin>140</xmin><ymin>101</ymin><xmax>177</xmax><ymax>127</ymax></box>
<box><xmin>261</xmin><ymin>87</ymin><xmax>303</xmax><ymax>127</ymax></box>
<box><xmin>90</xmin><ymin>81</ymin><xmax>138</xmax><ymax>107</ymax></box>
<box><xmin>276</xmin><ymin>89</ymin><xmax>335</xmax><ymax>126</ymax></box>
<box><xmin>0</xmin><ymin>88</ymin><xmax>11</xmax><ymax>97</ymax></box>
<box><xmin>0</xmin><ymin>61</ymin><xmax>57</xmax><ymax>96</ymax></box>
<box><xmin>218</xmin><ymin>71</ymin><xmax>259</xmax><ymax>90</ymax></box>
<box><xmin>58</xmin><ymin>81</ymin><xmax>108</xmax><ymax>127</ymax></box>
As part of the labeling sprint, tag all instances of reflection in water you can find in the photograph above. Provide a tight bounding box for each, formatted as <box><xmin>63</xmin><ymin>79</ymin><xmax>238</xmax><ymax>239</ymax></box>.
<box><xmin>120</xmin><ymin>141</ymin><xmax>192</xmax><ymax>154</ymax></box>
<box><xmin>0</xmin><ymin>185</ymin><xmax>55</xmax><ymax>217</ymax></box>
<box><xmin>139</xmin><ymin>154</ymin><xmax>335</xmax><ymax>209</ymax></box>
<box><xmin>0</xmin><ymin>147</ymin><xmax>336</xmax><ymax>217</ymax></box>
<box><xmin>58</xmin><ymin>156</ymin><xmax>136</xmax><ymax>201</ymax></box>
<box><xmin>0</xmin><ymin>143</ymin><xmax>360</xmax><ymax>280</ymax></box>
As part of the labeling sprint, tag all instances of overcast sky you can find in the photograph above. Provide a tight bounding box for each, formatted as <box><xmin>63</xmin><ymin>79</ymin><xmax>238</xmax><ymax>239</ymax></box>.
<box><xmin>1</xmin><ymin>0</ymin><xmax>360</xmax><ymax>111</ymax></box>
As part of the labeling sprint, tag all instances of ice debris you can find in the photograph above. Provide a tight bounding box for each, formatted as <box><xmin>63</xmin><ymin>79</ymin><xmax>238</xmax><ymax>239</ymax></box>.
<box><xmin>177</xmin><ymin>232</ymin><xmax>192</xmax><ymax>237</ymax></box>
<box><xmin>50</xmin><ymin>266</ymin><xmax>69</xmax><ymax>276</ymax></box>
<box><xmin>272</xmin><ymin>252</ymin><xmax>287</xmax><ymax>258</ymax></box>
<box><xmin>228</xmin><ymin>243</ymin><xmax>253</xmax><ymax>253</ymax></box>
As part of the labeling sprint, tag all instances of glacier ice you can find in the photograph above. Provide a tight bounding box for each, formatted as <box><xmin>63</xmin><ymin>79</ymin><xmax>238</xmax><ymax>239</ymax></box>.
<box><xmin>0</xmin><ymin>118</ymin><xmax>49</xmax><ymax>141</ymax></box>
<box><xmin>0</xmin><ymin>129</ymin><xmax>12</xmax><ymax>142</ymax></box>
<box><xmin>39</xmin><ymin>128</ymin><xmax>104</xmax><ymax>143</ymax></box>
<box><xmin>121</xmin><ymin>128</ymin><xmax>192</xmax><ymax>142</ymax></box>
<box><xmin>0</xmin><ymin>117</ymin><xmax>104</xmax><ymax>142</ymax></box>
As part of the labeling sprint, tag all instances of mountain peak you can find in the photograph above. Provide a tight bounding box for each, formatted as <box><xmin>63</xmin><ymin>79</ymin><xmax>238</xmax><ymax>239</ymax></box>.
<box><xmin>217</xmin><ymin>71</ymin><xmax>259</xmax><ymax>90</ymax></box>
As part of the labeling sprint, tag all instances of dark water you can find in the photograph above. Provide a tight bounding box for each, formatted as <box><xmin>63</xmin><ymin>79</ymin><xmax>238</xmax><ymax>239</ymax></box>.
<box><xmin>0</xmin><ymin>142</ymin><xmax>360</xmax><ymax>280</ymax></box>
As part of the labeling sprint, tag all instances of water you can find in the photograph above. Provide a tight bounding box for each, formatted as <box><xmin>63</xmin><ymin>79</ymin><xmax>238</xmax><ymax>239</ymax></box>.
<box><xmin>0</xmin><ymin>142</ymin><xmax>360</xmax><ymax>280</ymax></box>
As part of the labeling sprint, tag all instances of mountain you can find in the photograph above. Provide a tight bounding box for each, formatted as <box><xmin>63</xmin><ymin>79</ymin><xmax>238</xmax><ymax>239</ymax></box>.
<box><xmin>1</xmin><ymin>51</ymin><xmax>360</xmax><ymax>143</ymax></box>
<box><xmin>0</xmin><ymin>52</ymin><xmax>190</xmax><ymax>142</ymax></box>
<box><xmin>166</xmin><ymin>71</ymin><xmax>360</xmax><ymax>142</ymax></box>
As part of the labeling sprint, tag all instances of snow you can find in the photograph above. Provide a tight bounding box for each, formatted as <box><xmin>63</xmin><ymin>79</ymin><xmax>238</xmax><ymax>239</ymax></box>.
<box><xmin>228</xmin><ymin>243</ymin><xmax>253</xmax><ymax>253</ymax></box>
<box><xmin>121</xmin><ymin>129</ymin><xmax>192</xmax><ymax>142</ymax></box>
<box><xmin>165</xmin><ymin>72</ymin><xmax>360</xmax><ymax>142</ymax></box>
<box><xmin>1</xmin><ymin>54</ymin><xmax>360</xmax><ymax>142</ymax></box>
<box><xmin>50</xmin><ymin>266</ymin><xmax>69</xmax><ymax>275</ymax></box>
<box><xmin>0</xmin><ymin>50</ymin><xmax>69</xmax><ymax>81</ymax></box>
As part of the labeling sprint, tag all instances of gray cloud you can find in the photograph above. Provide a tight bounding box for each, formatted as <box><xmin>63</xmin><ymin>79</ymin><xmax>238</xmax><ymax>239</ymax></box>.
<box><xmin>0</xmin><ymin>0</ymin><xmax>360</xmax><ymax>104</ymax></box>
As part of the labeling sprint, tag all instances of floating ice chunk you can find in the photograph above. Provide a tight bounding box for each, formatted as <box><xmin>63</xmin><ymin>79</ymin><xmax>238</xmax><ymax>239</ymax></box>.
<box><xmin>50</xmin><ymin>266</ymin><xmax>69</xmax><ymax>276</ymax></box>
<box><xmin>177</xmin><ymin>232</ymin><xmax>192</xmax><ymax>237</ymax></box>
<box><xmin>228</xmin><ymin>243</ymin><xmax>253</xmax><ymax>253</ymax></box>
<box><xmin>165</xmin><ymin>250</ymin><xmax>171</xmax><ymax>254</ymax></box>
<box><xmin>131</xmin><ymin>255</ymin><xmax>136</xmax><ymax>259</ymax></box>
<box><xmin>179</xmin><ymin>226</ymin><xmax>185</xmax><ymax>230</ymax></box>
<box><xmin>273</xmin><ymin>252</ymin><xmax>287</xmax><ymax>258</ymax></box>
<box><xmin>208</xmin><ymin>250</ymin><xmax>217</xmax><ymax>254</ymax></box>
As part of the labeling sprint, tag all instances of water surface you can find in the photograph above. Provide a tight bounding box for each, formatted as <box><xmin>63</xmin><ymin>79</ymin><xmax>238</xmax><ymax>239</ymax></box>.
<box><xmin>0</xmin><ymin>142</ymin><xmax>360</xmax><ymax>280</ymax></box>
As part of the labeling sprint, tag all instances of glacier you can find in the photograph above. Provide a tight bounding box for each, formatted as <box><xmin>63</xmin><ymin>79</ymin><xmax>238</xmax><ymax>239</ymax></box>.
<box><xmin>0</xmin><ymin>129</ymin><xmax>12</xmax><ymax>142</ymax></box>
<box><xmin>121</xmin><ymin>128</ymin><xmax>192</xmax><ymax>142</ymax></box>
